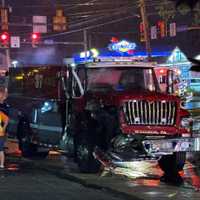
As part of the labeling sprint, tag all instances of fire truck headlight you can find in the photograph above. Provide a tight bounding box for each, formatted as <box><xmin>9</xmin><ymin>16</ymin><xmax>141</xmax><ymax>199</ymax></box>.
<box><xmin>180</xmin><ymin>117</ymin><xmax>192</xmax><ymax>128</ymax></box>
<box><xmin>180</xmin><ymin>101</ymin><xmax>186</xmax><ymax>109</ymax></box>
<box><xmin>41</xmin><ymin>101</ymin><xmax>53</xmax><ymax>113</ymax></box>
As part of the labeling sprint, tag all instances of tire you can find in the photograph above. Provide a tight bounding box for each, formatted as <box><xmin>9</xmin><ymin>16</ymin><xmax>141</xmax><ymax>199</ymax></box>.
<box><xmin>75</xmin><ymin>136</ymin><xmax>101</xmax><ymax>173</ymax></box>
<box><xmin>19</xmin><ymin>137</ymin><xmax>37</xmax><ymax>158</ymax></box>
<box><xmin>73</xmin><ymin>110</ymin><xmax>115</xmax><ymax>173</ymax></box>
<box><xmin>19</xmin><ymin>138</ymin><xmax>49</xmax><ymax>159</ymax></box>
<box><xmin>17</xmin><ymin>118</ymin><xmax>49</xmax><ymax>159</ymax></box>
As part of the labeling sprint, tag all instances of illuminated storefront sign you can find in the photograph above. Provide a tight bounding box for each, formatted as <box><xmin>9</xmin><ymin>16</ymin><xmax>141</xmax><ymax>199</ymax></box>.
<box><xmin>108</xmin><ymin>40</ymin><xmax>137</xmax><ymax>53</ymax></box>
<box><xmin>167</xmin><ymin>47</ymin><xmax>188</xmax><ymax>64</ymax></box>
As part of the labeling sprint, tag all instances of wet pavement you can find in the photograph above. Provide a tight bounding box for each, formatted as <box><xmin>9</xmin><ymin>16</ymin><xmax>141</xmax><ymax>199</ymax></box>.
<box><xmin>44</xmin><ymin>155</ymin><xmax>200</xmax><ymax>199</ymax></box>
<box><xmin>1</xmin><ymin>157</ymin><xmax>125</xmax><ymax>200</ymax></box>
<box><xmin>3</xmin><ymin>150</ymin><xmax>200</xmax><ymax>200</ymax></box>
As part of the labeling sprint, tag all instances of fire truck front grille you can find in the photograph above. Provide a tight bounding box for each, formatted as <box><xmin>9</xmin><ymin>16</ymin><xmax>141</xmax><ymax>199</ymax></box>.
<box><xmin>123</xmin><ymin>100</ymin><xmax>176</xmax><ymax>126</ymax></box>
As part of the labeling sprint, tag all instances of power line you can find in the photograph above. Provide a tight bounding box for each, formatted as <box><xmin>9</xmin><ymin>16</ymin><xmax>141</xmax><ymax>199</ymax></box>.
<box><xmin>6</xmin><ymin>4</ymin><xmax>137</xmax><ymax>35</ymax></box>
<box><xmin>42</xmin><ymin>14</ymin><xmax>139</xmax><ymax>39</ymax></box>
<box><xmin>66</xmin><ymin>5</ymin><xmax>134</xmax><ymax>17</ymax></box>
<box><xmin>7</xmin><ymin>1</ymin><xmax>135</xmax><ymax>10</ymax></box>
<box><xmin>69</xmin><ymin>7</ymin><xmax>136</xmax><ymax>28</ymax></box>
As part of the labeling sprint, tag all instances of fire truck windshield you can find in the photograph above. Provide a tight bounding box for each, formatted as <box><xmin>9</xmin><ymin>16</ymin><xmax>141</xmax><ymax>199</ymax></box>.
<box><xmin>87</xmin><ymin>67</ymin><xmax>160</xmax><ymax>92</ymax></box>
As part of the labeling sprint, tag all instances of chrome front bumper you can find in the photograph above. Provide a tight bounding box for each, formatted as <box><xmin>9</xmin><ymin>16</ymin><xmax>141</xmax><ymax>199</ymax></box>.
<box><xmin>143</xmin><ymin>137</ymin><xmax>200</xmax><ymax>156</ymax></box>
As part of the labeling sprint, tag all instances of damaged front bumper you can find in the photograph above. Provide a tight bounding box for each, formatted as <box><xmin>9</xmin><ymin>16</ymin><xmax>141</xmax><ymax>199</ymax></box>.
<box><xmin>143</xmin><ymin>136</ymin><xmax>200</xmax><ymax>156</ymax></box>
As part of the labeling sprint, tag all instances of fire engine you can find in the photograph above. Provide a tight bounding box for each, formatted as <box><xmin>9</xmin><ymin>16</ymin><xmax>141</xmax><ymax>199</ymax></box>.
<box><xmin>5</xmin><ymin>59</ymin><xmax>200</xmax><ymax>179</ymax></box>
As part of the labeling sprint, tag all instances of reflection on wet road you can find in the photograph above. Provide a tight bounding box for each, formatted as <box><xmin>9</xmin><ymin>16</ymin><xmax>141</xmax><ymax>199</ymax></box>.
<box><xmin>184</xmin><ymin>162</ymin><xmax>200</xmax><ymax>191</ymax></box>
<box><xmin>2</xmin><ymin>151</ymin><xmax>200</xmax><ymax>200</ymax></box>
<box><xmin>5</xmin><ymin>163</ymin><xmax>19</xmax><ymax>172</ymax></box>
<box><xmin>4</xmin><ymin>153</ymin><xmax>200</xmax><ymax>191</ymax></box>
<box><xmin>110</xmin><ymin>159</ymin><xmax>200</xmax><ymax>191</ymax></box>
<box><xmin>0</xmin><ymin>156</ymin><xmax>125</xmax><ymax>200</ymax></box>
<box><xmin>0</xmin><ymin>156</ymin><xmax>29</xmax><ymax>176</ymax></box>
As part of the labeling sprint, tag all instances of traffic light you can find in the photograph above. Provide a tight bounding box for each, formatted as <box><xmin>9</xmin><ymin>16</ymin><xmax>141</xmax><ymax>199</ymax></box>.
<box><xmin>157</xmin><ymin>21</ymin><xmax>166</xmax><ymax>38</ymax></box>
<box><xmin>0</xmin><ymin>8</ymin><xmax>9</xmax><ymax>30</ymax></box>
<box><xmin>53</xmin><ymin>9</ymin><xmax>67</xmax><ymax>32</ymax></box>
<box><xmin>110</xmin><ymin>37</ymin><xmax>118</xmax><ymax>43</ymax></box>
<box><xmin>0</xmin><ymin>32</ymin><xmax>9</xmax><ymax>48</ymax></box>
<box><xmin>31</xmin><ymin>32</ymin><xmax>40</xmax><ymax>47</ymax></box>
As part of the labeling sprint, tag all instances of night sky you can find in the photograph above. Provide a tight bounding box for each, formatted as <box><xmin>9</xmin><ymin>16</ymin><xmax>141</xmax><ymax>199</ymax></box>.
<box><xmin>1</xmin><ymin>0</ymin><xmax>199</xmax><ymax>65</ymax></box>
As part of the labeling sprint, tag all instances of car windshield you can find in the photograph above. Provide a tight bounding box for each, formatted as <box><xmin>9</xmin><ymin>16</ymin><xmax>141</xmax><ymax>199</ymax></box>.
<box><xmin>87</xmin><ymin>67</ymin><xmax>160</xmax><ymax>92</ymax></box>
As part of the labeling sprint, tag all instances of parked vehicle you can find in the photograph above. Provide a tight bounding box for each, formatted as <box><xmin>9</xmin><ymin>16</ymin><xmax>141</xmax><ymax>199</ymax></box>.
<box><xmin>5</xmin><ymin>60</ymin><xmax>200</xmax><ymax>178</ymax></box>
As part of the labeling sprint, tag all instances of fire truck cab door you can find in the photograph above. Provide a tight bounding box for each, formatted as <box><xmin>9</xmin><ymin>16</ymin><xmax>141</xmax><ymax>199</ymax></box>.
<box><xmin>62</xmin><ymin>67</ymin><xmax>85</xmax><ymax>131</ymax></box>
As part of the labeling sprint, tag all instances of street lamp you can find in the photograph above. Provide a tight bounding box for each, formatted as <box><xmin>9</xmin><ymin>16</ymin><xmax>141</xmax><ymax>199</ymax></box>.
<box><xmin>12</xmin><ymin>60</ymin><xmax>18</xmax><ymax>68</ymax></box>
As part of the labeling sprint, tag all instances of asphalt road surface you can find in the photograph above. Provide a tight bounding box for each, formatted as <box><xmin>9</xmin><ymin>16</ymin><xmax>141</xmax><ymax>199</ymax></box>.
<box><xmin>0</xmin><ymin>158</ymin><xmax>127</xmax><ymax>200</ymax></box>
<box><xmin>1</xmin><ymin>152</ymin><xmax>200</xmax><ymax>200</ymax></box>
<box><xmin>3</xmin><ymin>139</ymin><xmax>200</xmax><ymax>200</ymax></box>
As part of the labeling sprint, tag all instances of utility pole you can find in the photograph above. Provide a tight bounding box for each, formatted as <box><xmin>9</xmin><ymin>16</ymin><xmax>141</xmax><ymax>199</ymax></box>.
<box><xmin>83</xmin><ymin>29</ymin><xmax>88</xmax><ymax>61</ymax></box>
<box><xmin>139</xmin><ymin>0</ymin><xmax>152</xmax><ymax>60</ymax></box>
<box><xmin>1</xmin><ymin>0</ymin><xmax>11</xmax><ymax>69</ymax></box>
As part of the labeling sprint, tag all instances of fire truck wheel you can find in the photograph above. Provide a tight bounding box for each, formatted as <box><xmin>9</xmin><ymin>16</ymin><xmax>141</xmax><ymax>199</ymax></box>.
<box><xmin>75</xmin><ymin>137</ymin><xmax>101</xmax><ymax>173</ymax></box>
<box><xmin>19</xmin><ymin>138</ymin><xmax>37</xmax><ymax>158</ymax></box>
<box><xmin>158</xmin><ymin>152</ymin><xmax>186</xmax><ymax>182</ymax></box>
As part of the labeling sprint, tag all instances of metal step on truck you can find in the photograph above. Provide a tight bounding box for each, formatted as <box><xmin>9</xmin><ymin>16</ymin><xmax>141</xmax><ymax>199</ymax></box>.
<box><xmin>4</xmin><ymin>58</ymin><xmax>200</xmax><ymax>181</ymax></box>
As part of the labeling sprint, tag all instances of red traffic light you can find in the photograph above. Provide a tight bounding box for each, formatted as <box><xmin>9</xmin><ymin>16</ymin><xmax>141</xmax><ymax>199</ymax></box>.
<box><xmin>31</xmin><ymin>33</ymin><xmax>40</xmax><ymax>47</ymax></box>
<box><xmin>0</xmin><ymin>32</ymin><xmax>9</xmax><ymax>48</ymax></box>
<box><xmin>0</xmin><ymin>32</ymin><xmax>9</xmax><ymax>41</ymax></box>
<box><xmin>32</xmin><ymin>33</ymin><xmax>40</xmax><ymax>40</ymax></box>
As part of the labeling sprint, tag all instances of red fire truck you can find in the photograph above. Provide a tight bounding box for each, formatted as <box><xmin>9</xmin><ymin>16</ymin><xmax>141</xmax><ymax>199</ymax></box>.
<box><xmin>5</xmin><ymin>60</ymin><xmax>200</xmax><ymax>180</ymax></box>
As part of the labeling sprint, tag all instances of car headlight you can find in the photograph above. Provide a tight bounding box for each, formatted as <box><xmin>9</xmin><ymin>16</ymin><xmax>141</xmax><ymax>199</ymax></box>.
<box><xmin>41</xmin><ymin>101</ymin><xmax>53</xmax><ymax>113</ymax></box>
<box><xmin>180</xmin><ymin>117</ymin><xmax>192</xmax><ymax>128</ymax></box>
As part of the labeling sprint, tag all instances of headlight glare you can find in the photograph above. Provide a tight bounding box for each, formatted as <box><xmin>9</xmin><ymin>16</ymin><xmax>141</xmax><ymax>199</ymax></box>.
<box><xmin>41</xmin><ymin>101</ymin><xmax>53</xmax><ymax>113</ymax></box>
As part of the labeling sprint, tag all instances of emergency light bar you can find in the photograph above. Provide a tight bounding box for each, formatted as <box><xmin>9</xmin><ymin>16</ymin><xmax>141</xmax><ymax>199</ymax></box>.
<box><xmin>97</xmin><ymin>56</ymin><xmax>146</xmax><ymax>62</ymax></box>
<box><xmin>86</xmin><ymin>61</ymin><xmax>157</xmax><ymax>68</ymax></box>
<box><xmin>74</xmin><ymin>56</ymin><xmax>149</xmax><ymax>65</ymax></box>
